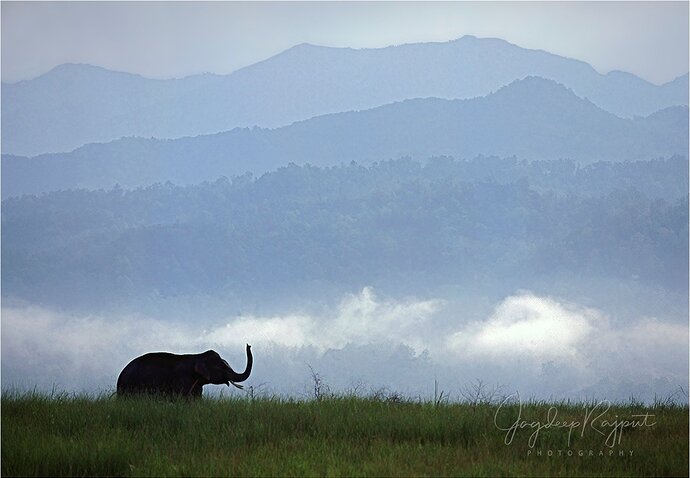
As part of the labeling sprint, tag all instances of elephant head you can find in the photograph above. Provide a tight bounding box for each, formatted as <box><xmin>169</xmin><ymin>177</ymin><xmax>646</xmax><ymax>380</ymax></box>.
<box><xmin>194</xmin><ymin>345</ymin><xmax>253</xmax><ymax>389</ymax></box>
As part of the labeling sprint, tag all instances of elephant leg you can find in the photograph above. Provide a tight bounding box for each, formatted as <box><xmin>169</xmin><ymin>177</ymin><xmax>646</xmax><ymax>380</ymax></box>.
<box><xmin>182</xmin><ymin>378</ymin><xmax>203</xmax><ymax>397</ymax></box>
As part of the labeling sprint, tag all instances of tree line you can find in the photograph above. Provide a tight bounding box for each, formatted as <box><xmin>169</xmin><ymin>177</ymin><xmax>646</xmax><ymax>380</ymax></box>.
<box><xmin>2</xmin><ymin>156</ymin><xmax>687</xmax><ymax>309</ymax></box>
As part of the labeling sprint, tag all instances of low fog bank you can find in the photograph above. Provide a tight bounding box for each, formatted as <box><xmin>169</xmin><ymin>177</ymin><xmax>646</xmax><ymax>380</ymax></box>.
<box><xmin>2</xmin><ymin>288</ymin><xmax>687</xmax><ymax>404</ymax></box>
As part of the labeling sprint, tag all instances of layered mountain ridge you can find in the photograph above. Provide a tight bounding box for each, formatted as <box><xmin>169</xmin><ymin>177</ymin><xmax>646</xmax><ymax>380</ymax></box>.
<box><xmin>3</xmin><ymin>76</ymin><xmax>687</xmax><ymax>198</ymax></box>
<box><xmin>3</xmin><ymin>35</ymin><xmax>688</xmax><ymax>156</ymax></box>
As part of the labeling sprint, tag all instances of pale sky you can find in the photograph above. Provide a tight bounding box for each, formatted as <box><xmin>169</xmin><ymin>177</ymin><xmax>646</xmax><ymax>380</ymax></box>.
<box><xmin>1</xmin><ymin>1</ymin><xmax>688</xmax><ymax>85</ymax></box>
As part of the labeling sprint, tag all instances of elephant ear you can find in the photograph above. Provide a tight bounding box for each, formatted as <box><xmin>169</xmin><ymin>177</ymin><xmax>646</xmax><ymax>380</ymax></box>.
<box><xmin>194</xmin><ymin>361</ymin><xmax>211</xmax><ymax>381</ymax></box>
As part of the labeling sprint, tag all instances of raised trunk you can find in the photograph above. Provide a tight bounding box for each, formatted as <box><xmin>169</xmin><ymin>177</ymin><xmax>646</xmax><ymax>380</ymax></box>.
<box><xmin>228</xmin><ymin>344</ymin><xmax>253</xmax><ymax>382</ymax></box>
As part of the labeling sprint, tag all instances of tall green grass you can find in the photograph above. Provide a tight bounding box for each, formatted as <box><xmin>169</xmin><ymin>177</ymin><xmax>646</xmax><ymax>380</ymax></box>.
<box><xmin>2</xmin><ymin>391</ymin><xmax>687</xmax><ymax>477</ymax></box>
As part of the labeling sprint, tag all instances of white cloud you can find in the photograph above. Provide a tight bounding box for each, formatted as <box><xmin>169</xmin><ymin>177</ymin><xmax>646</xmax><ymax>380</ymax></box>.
<box><xmin>207</xmin><ymin>314</ymin><xmax>316</xmax><ymax>349</ymax></box>
<box><xmin>446</xmin><ymin>294</ymin><xmax>598</xmax><ymax>361</ymax></box>
<box><xmin>1</xmin><ymin>290</ymin><xmax>686</xmax><ymax>402</ymax></box>
<box><xmin>0</xmin><ymin>305</ymin><xmax>195</xmax><ymax>391</ymax></box>
<box><xmin>201</xmin><ymin>287</ymin><xmax>441</xmax><ymax>353</ymax></box>
<box><xmin>444</xmin><ymin>293</ymin><xmax>688</xmax><ymax>396</ymax></box>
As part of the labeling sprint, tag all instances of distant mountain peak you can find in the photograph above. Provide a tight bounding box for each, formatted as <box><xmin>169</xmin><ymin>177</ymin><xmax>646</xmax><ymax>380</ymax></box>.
<box><xmin>274</xmin><ymin>34</ymin><xmax>518</xmax><ymax>58</ymax></box>
<box><xmin>32</xmin><ymin>63</ymin><xmax>146</xmax><ymax>83</ymax></box>
<box><xmin>290</xmin><ymin>42</ymin><xmax>321</xmax><ymax>50</ymax></box>
<box><xmin>47</xmin><ymin>63</ymin><xmax>111</xmax><ymax>75</ymax></box>
<box><xmin>453</xmin><ymin>34</ymin><xmax>501</xmax><ymax>43</ymax></box>
<box><xmin>495</xmin><ymin>75</ymin><xmax>575</xmax><ymax>97</ymax></box>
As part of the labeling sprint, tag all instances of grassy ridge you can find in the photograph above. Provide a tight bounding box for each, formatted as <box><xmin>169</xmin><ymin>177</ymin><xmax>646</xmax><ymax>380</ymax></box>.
<box><xmin>2</xmin><ymin>392</ymin><xmax>687</xmax><ymax>477</ymax></box>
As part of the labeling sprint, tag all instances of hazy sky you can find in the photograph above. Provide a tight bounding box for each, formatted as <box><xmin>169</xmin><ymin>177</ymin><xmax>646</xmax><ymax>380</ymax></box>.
<box><xmin>2</xmin><ymin>2</ymin><xmax>688</xmax><ymax>85</ymax></box>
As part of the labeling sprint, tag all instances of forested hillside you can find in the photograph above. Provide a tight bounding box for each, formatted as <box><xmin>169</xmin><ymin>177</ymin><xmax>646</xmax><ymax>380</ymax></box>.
<box><xmin>3</xmin><ymin>157</ymin><xmax>687</xmax><ymax>310</ymax></box>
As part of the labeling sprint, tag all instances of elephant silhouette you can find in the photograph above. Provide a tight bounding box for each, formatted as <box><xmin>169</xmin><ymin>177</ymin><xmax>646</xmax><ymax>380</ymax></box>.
<box><xmin>117</xmin><ymin>344</ymin><xmax>252</xmax><ymax>397</ymax></box>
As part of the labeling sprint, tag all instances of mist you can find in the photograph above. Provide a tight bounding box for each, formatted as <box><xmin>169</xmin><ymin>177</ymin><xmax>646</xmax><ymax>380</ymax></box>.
<box><xmin>2</xmin><ymin>23</ymin><xmax>687</xmax><ymax>410</ymax></box>
<box><xmin>3</xmin><ymin>288</ymin><xmax>686</xmax><ymax>404</ymax></box>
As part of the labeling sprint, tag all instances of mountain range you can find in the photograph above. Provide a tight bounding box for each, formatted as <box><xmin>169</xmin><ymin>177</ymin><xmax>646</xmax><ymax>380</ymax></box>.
<box><xmin>3</xmin><ymin>76</ymin><xmax>687</xmax><ymax>198</ymax></box>
<box><xmin>2</xmin><ymin>35</ymin><xmax>688</xmax><ymax>156</ymax></box>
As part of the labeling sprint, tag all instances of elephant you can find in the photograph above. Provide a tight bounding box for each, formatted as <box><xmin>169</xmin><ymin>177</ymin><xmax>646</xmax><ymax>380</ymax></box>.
<box><xmin>116</xmin><ymin>344</ymin><xmax>252</xmax><ymax>397</ymax></box>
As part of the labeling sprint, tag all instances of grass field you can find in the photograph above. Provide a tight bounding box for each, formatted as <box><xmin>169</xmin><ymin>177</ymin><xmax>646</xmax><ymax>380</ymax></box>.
<box><xmin>2</xmin><ymin>391</ymin><xmax>688</xmax><ymax>477</ymax></box>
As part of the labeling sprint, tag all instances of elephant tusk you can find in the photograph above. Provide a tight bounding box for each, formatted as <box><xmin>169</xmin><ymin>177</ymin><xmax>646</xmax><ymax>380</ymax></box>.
<box><xmin>231</xmin><ymin>382</ymin><xmax>244</xmax><ymax>390</ymax></box>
